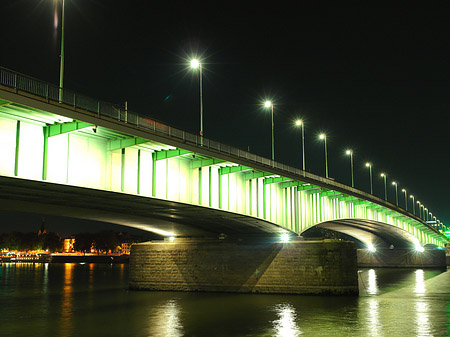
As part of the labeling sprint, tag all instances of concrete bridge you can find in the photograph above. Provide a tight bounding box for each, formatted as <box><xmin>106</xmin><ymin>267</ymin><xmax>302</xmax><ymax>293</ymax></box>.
<box><xmin>0</xmin><ymin>67</ymin><xmax>447</xmax><ymax>294</ymax></box>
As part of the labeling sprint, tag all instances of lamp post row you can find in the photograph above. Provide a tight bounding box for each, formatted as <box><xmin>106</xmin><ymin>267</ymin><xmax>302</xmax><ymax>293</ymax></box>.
<box><xmin>189</xmin><ymin>60</ymin><xmax>439</xmax><ymax>225</ymax></box>
<box><xmin>56</xmin><ymin>7</ymin><xmax>442</xmax><ymax>230</ymax></box>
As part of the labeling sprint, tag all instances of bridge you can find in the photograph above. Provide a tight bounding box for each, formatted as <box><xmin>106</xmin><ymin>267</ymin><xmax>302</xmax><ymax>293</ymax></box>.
<box><xmin>0</xmin><ymin>67</ymin><xmax>447</xmax><ymax>294</ymax></box>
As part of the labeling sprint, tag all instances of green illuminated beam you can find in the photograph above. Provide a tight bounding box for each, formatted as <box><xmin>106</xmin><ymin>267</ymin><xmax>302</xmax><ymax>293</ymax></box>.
<box><xmin>220</xmin><ymin>165</ymin><xmax>252</xmax><ymax>175</ymax></box>
<box><xmin>0</xmin><ymin>99</ymin><xmax>11</xmax><ymax>107</ymax></box>
<box><xmin>108</xmin><ymin>137</ymin><xmax>150</xmax><ymax>151</ymax></box>
<box><xmin>365</xmin><ymin>204</ymin><xmax>384</xmax><ymax>210</ymax></box>
<box><xmin>191</xmin><ymin>158</ymin><xmax>225</xmax><ymax>169</ymax></box>
<box><xmin>152</xmin><ymin>152</ymin><xmax>156</xmax><ymax>197</ymax></box>
<box><xmin>353</xmin><ymin>200</ymin><xmax>372</xmax><ymax>206</ymax></box>
<box><xmin>14</xmin><ymin>120</ymin><xmax>20</xmax><ymax>176</ymax></box>
<box><xmin>319</xmin><ymin>190</ymin><xmax>342</xmax><ymax>197</ymax></box>
<box><xmin>338</xmin><ymin>196</ymin><xmax>359</xmax><ymax>202</ymax></box>
<box><xmin>280</xmin><ymin>181</ymin><xmax>309</xmax><ymax>189</ymax></box>
<box><xmin>244</xmin><ymin>171</ymin><xmax>273</xmax><ymax>180</ymax></box>
<box><xmin>155</xmin><ymin>148</ymin><xmax>192</xmax><ymax>161</ymax></box>
<box><xmin>47</xmin><ymin>121</ymin><xmax>93</xmax><ymax>137</ymax></box>
<box><xmin>42</xmin><ymin>126</ymin><xmax>49</xmax><ymax>180</ymax></box>
<box><xmin>263</xmin><ymin>176</ymin><xmax>291</xmax><ymax>185</ymax></box>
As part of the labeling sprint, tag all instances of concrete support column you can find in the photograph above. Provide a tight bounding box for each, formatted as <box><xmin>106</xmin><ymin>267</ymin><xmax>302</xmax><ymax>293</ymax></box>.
<box><xmin>14</xmin><ymin>120</ymin><xmax>20</xmax><ymax>176</ymax></box>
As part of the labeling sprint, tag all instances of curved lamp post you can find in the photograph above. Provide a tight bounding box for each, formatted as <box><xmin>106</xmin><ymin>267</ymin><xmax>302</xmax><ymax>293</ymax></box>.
<box><xmin>410</xmin><ymin>195</ymin><xmax>415</xmax><ymax>215</ymax></box>
<box><xmin>264</xmin><ymin>101</ymin><xmax>275</xmax><ymax>161</ymax></box>
<box><xmin>58</xmin><ymin>0</ymin><xmax>66</xmax><ymax>101</ymax></box>
<box><xmin>295</xmin><ymin>119</ymin><xmax>305</xmax><ymax>171</ymax></box>
<box><xmin>365</xmin><ymin>162</ymin><xmax>373</xmax><ymax>194</ymax></box>
<box><xmin>319</xmin><ymin>134</ymin><xmax>328</xmax><ymax>178</ymax></box>
<box><xmin>346</xmin><ymin>150</ymin><xmax>354</xmax><ymax>187</ymax></box>
<box><xmin>380</xmin><ymin>173</ymin><xmax>387</xmax><ymax>200</ymax></box>
<box><xmin>392</xmin><ymin>181</ymin><xmax>399</xmax><ymax>206</ymax></box>
<box><xmin>190</xmin><ymin>59</ymin><xmax>203</xmax><ymax>141</ymax></box>
<box><xmin>401</xmin><ymin>188</ymin><xmax>407</xmax><ymax>211</ymax></box>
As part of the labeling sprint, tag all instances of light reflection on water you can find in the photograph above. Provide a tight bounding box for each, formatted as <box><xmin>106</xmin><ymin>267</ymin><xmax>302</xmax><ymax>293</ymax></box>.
<box><xmin>0</xmin><ymin>264</ymin><xmax>448</xmax><ymax>337</ymax></box>
<box><xmin>60</xmin><ymin>263</ymin><xmax>74</xmax><ymax>337</ymax></box>
<box><xmin>367</xmin><ymin>268</ymin><xmax>378</xmax><ymax>295</ymax></box>
<box><xmin>272</xmin><ymin>303</ymin><xmax>301</xmax><ymax>337</ymax></box>
<box><xmin>148</xmin><ymin>299</ymin><xmax>183</xmax><ymax>337</ymax></box>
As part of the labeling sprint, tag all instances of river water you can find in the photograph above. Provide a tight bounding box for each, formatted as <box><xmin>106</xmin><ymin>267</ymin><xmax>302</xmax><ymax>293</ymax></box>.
<box><xmin>0</xmin><ymin>263</ymin><xmax>449</xmax><ymax>337</ymax></box>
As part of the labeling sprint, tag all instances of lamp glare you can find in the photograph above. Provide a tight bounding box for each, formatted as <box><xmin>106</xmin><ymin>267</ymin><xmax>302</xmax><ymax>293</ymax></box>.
<box><xmin>190</xmin><ymin>59</ymin><xmax>200</xmax><ymax>69</ymax></box>
<box><xmin>281</xmin><ymin>233</ymin><xmax>289</xmax><ymax>243</ymax></box>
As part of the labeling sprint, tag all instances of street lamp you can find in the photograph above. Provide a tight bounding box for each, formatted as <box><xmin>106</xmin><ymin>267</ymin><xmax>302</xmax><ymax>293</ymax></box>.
<box><xmin>424</xmin><ymin>207</ymin><xmax>429</xmax><ymax>221</ymax></box>
<box><xmin>392</xmin><ymin>181</ymin><xmax>398</xmax><ymax>206</ymax></box>
<box><xmin>319</xmin><ymin>134</ymin><xmax>328</xmax><ymax>178</ymax></box>
<box><xmin>401</xmin><ymin>189</ymin><xmax>407</xmax><ymax>211</ymax></box>
<box><xmin>365</xmin><ymin>162</ymin><xmax>373</xmax><ymax>194</ymax></box>
<box><xmin>264</xmin><ymin>101</ymin><xmax>275</xmax><ymax>161</ymax></box>
<box><xmin>190</xmin><ymin>59</ymin><xmax>204</xmax><ymax>141</ymax></box>
<box><xmin>58</xmin><ymin>0</ymin><xmax>66</xmax><ymax>101</ymax></box>
<box><xmin>380</xmin><ymin>173</ymin><xmax>387</xmax><ymax>200</ymax></box>
<box><xmin>420</xmin><ymin>203</ymin><xmax>425</xmax><ymax>220</ymax></box>
<box><xmin>346</xmin><ymin>150</ymin><xmax>354</xmax><ymax>188</ymax></box>
<box><xmin>295</xmin><ymin>119</ymin><xmax>305</xmax><ymax>171</ymax></box>
<box><xmin>410</xmin><ymin>195</ymin><xmax>415</xmax><ymax>215</ymax></box>
<box><xmin>417</xmin><ymin>201</ymin><xmax>421</xmax><ymax>218</ymax></box>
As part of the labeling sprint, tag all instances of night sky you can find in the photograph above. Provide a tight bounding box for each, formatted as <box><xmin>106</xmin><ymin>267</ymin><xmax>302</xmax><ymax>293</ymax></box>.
<box><xmin>1</xmin><ymin>1</ymin><xmax>449</xmax><ymax>236</ymax></box>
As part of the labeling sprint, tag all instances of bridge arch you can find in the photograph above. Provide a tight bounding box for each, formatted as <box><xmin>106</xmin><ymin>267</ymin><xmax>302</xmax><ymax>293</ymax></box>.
<box><xmin>301</xmin><ymin>219</ymin><xmax>424</xmax><ymax>250</ymax></box>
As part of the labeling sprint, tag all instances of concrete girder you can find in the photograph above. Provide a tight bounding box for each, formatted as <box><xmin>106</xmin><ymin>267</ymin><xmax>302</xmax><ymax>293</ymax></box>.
<box><xmin>263</xmin><ymin>176</ymin><xmax>291</xmax><ymax>185</ymax></box>
<box><xmin>244</xmin><ymin>171</ymin><xmax>275</xmax><ymax>180</ymax></box>
<box><xmin>319</xmin><ymin>190</ymin><xmax>342</xmax><ymax>197</ymax></box>
<box><xmin>220</xmin><ymin>165</ymin><xmax>253</xmax><ymax>175</ymax></box>
<box><xmin>108</xmin><ymin>136</ymin><xmax>150</xmax><ymax>151</ymax></box>
<box><xmin>191</xmin><ymin>158</ymin><xmax>226</xmax><ymax>169</ymax></box>
<box><xmin>154</xmin><ymin>148</ymin><xmax>192</xmax><ymax>160</ymax></box>
<box><xmin>47</xmin><ymin>120</ymin><xmax>93</xmax><ymax>137</ymax></box>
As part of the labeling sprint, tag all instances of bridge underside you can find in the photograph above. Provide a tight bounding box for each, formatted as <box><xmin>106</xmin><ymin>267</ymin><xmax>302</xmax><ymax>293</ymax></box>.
<box><xmin>1</xmin><ymin>175</ymin><xmax>427</xmax><ymax>250</ymax></box>
<box><xmin>303</xmin><ymin>219</ymin><xmax>422</xmax><ymax>249</ymax></box>
<box><xmin>0</xmin><ymin>175</ymin><xmax>288</xmax><ymax>237</ymax></box>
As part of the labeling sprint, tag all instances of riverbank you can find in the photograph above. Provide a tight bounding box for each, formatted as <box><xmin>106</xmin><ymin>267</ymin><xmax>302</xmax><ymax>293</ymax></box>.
<box><xmin>51</xmin><ymin>255</ymin><xmax>129</xmax><ymax>263</ymax></box>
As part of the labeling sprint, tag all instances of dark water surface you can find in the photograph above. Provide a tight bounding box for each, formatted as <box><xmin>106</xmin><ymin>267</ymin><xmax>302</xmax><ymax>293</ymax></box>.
<box><xmin>0</xmin><ymin>263</ymin><xmax>449</xmax><ymax>336</ymax></box>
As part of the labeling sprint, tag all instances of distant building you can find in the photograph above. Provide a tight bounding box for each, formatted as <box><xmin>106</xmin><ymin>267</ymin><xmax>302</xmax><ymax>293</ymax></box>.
<box><xmin>121</xmin><ymin>242</ymin><xmax>131</xmax><ymax>255</ymax></box>
<box><xmin>64</xmin><ymin>238</ymin><xmax>75</xmax><ymax>253</ymax></box>
<box><xmin>38</xmin><ymin>218</ymin><xmax>47</xmax><ymax>236</ymax></box>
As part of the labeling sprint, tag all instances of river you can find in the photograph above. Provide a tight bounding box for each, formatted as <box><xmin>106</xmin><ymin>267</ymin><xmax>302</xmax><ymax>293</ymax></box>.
<box><xmin>0</xmin><ymin>263</ymin><xmax>449</xmax><ymax>336</ymax></box>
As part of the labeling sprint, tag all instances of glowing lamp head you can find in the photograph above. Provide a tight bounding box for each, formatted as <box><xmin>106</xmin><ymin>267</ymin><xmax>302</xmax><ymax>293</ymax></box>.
<box><xmin>346</xmin><ymin>150</ymin><xmax>352</xmax><ymax>155</ymax></box>
<box><xmin>190</xmin><ymin>59</ymin><xmax>200</xmax><ymax>69</ymax></box>
<box><xmin>402</xmin><ymin>189</ymin><xmax>406</xmax><ymax>192</ymax></box>
<box><xmin>280</xmin><ymin>233</ymin><xmax>290</xmax><ymax>243</ymax></box>
<box><xmin>295</xmin><ymin>119</ymin><xmax>302</xmax><ymax>126</ymax></box>
<box><xmin>365</xmin><ymin>162</ymin><xmax>371</xmax><ymax>167</ymax></box>
<box><xmin>380</xmin><ymin>173</ymin><xmax>385</xmax><ymax>177</ymax></box>
<box><xmin>264</xmin><ymin>101</ymin><xmax>272</xmax><ymax>108</ymax></box>
<box><xmin>319</xmin><ymin>133</ymin><xmax>326</xmax><ymax>140</ymax></box>
<box><xmin>415</xmin><ymin>245</ymin><xmax>424</xmax><ymax>253</ymax></box>
<box><xmin>168</xmin><ymin>236</ymin><xmax>175</xmax><ymax>242</ymax></box>
<box><xmin>410</xmin><ymin>195</ymin><xmax>414</xmax><ymax>198</ymax></box>
<box><xmin>368</xmin><ymin>243</ymin><xmax>376</xmax><ymax>252</ymax></box>
<box><xmin>392</xmin><ymin>181</ymin><xmax>397</xmax><ymax>186</ymax></box>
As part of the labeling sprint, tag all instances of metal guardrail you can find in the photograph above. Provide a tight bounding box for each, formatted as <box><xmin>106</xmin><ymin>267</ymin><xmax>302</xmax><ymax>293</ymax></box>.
<box><xmin>0</xmin><ymin>66</ymin><xmax>446</xmax><ymax>237</ymax></box>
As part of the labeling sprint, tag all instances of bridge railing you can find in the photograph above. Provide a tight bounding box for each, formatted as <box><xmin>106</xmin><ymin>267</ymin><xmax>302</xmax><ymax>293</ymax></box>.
<box><xmin>0</xmin><ymin>66</ymin><xmax>446</xmax><ymax>236</ymax></box>
<box><xmin>1</xmin><ymin>66</ymin><xmax>319</xmax><ymax>180</ymax></box>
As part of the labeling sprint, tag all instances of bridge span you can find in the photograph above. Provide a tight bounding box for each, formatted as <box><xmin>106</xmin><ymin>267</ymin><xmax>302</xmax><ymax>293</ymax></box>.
<box><xmin>0</xmin><ymin>67</ymin><xmax>447</xmax><ymax>294</ymax></box>
<box><xmin>0</xmin><ymin>66</ymin><xmax>446</xmax><ymax>249</ymax></box>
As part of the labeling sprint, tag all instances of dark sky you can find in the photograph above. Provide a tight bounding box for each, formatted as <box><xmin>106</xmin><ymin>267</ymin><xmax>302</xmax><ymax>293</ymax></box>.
<box><xmin>1</xmin><ymin>1</ymin><xmax>449</xmax><ymax>235</ymax></box>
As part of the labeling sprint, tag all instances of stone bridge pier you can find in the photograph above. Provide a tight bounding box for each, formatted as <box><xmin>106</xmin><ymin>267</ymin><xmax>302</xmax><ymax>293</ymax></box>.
<box><xmin>129</xmin><ymin>237</ymin><xmax>359</xmax><ymax>295</ymax></box>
